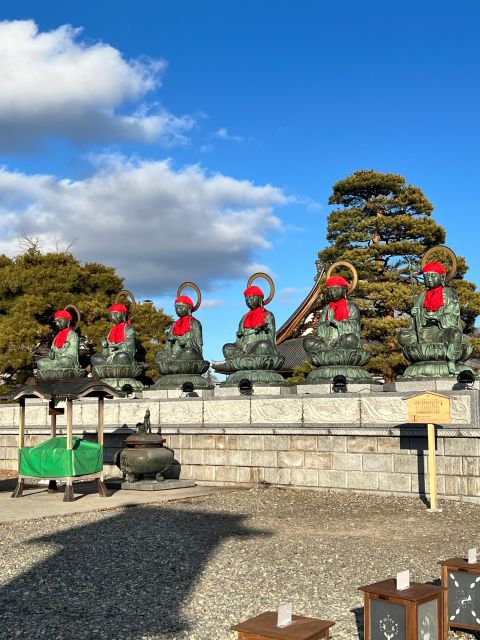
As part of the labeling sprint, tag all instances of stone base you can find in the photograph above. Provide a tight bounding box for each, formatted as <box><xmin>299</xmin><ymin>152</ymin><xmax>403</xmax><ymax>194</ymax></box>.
<box><xmin>35</xmin><ymin>368</ymin><xmax>86</xmax><ymax>381</ymax></box>
<box><xmin>305</xmin><ymin>365</ymin><xmax>376</xmax><ymax>384</ymax></box>
<box><xmin>119</xmin><ymin>479</ymin><xmax>196</xmax><ymax>491</ymax></box>
<box><xmin>214</xmin><ymin>385</ymin><xmax>297</xmax><ymax>397</ymax></box>
<box><xmin>398</xmin><ymin>361</ymin><xmax>477</xmax><ymax>380</ymax></box>
<box><xmin>222</xmin><ymin>370</ymin><xmax>286</xmax><ymax>387</ymax></box>
<box><xmin>143</xmin><ymin>388</ymin><xmax>214</xmax><ymax>399</ymax></box>
<box><xmin>151</xmin><ymin>373</ymin><xmax>214</xmax><ymax>390</ymax></box>
<box><xmin>100</xmin><ymin>378</ymin><xmax>144</xmax><ymax>391</ymax></box>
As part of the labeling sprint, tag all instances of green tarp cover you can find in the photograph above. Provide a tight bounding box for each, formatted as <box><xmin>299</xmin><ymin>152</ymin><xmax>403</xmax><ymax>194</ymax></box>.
<box><xmin>19</xmin><ymin>437</ymin><xmax>103</xmax><ymax>478</ymax></box>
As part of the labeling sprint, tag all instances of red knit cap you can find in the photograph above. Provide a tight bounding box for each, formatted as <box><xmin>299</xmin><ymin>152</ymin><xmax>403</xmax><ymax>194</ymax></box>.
<box><xmin>54</xmin><ymin>310</ymin><xmax>72</xmax><ymax>320</ymax></box>
<box><xmin>422</xmin><ymin>262</ymin><xmax>446</xmax><ymax>275</ymax></box>
<box><xmin>175</xmin><ymin>296</ymin><xmax>194</xmax><ymax>307</ymax></box>
<box><xmin>326</xmin><ymin>276</ymin><xmax>349</xmax><ymax>289</ymax></box>
<box><xmin>109</xmin><ymin>303</ymin><xmax>128</xmax><ymax>313</ymax></box>
<box><xmin>244</xmin><ymin>286</ymin><xmax>264</xmax><ymax>297</ymax></box>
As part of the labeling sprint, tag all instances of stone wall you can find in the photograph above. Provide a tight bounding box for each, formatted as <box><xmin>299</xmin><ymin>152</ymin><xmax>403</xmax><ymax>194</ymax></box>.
<box><xmin>1</xmin><ymin>386</ymin><xmax>479</xmax><ymax>502</ymax></box>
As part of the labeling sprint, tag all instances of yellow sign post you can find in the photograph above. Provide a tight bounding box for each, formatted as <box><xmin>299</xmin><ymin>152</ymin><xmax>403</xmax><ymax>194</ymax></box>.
<box><xmin>406</xmin><ymin>392</ymin><xmax>451</xmax><ymax>512</ymax></box>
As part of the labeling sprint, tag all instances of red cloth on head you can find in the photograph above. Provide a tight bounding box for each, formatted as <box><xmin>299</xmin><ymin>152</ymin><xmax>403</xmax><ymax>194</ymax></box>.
<box><xmin>327</xmin><ymin>299</ymin><xmax>350</xmax><ymax>321</ymax></box>
<box><xmin>109</xmin><ymin>303</ymin><xmax>128</xmax><ymax>314</ymax></box>
<box><xmin>172</xmin><ymin>315</ymin><xmax>192</xmax><ymax>335</ymax></box>
<box><xmin>53</xmin><ymin>328</ymin><xmax>71</xmax><ymax>348</ymax></box>
<box><xmin>422</xmin><ymin>262</ymin><xmax>446</xmax><ymax>275</ymax></box>
<box><xmin>108</xmin><ymin>322</ymin><xmax>128</xmax><ymax>343</ymax></box>
<box><xmin>175</xmin><ymin>296</ymin><xmax>194</xmax><ymax>307</ymax></box>
<box><xmin>326</xmin><ymin>276</ymin><xmax>349</xmax><ymax>289</ymax></box>
<box><xmin>54</xmin><ymin>310</ymin><xmax>72</xmax><ymax>320</ymax></box>
<box><xmin>244</xmin><ymin>286</ymin><xmax>264</xmax><ymax>298</ymax></box>
<box><xmin>244</xmin><ymin>306</ymin><xmax>268</xmax><ymax>328</ymax></box>
<box><xmin>424</xmin><ymin>286</ymin><xmax>445</xmax><ymax>312</ymax></box>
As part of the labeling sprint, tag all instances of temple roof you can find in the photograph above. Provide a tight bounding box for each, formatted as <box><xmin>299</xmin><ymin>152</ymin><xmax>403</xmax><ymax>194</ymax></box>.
<box><xmin>3</xmin><ymin>379</ymin><xmax>125</xmax><ymax>402</ymax></box>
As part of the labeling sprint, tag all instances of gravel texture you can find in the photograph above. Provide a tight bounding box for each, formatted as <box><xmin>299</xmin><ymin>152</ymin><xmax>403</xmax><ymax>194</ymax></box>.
<box><xmin>1</xmin><ymin>487</ymin><xmax>479</xmax><ymax>639</ymax></box>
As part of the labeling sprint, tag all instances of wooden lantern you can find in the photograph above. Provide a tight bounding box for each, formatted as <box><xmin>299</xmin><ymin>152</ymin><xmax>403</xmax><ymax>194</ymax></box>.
<box><xmin>231</xmin><ymin>611</ymin><xmax>335</xmax><ymax>640</ymax></box>
<box><xmin>359</xmin><ymin>579</ymin><xmax>445</xmax><ymax>640</ymax></box>
<box><xmin>439</xmin><ymin>556</ymin><xmax>480</xmax><ymax>634</ymax></box>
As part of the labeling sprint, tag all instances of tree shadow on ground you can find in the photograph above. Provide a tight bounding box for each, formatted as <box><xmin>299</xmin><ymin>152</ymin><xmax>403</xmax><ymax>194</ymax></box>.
<box><xmin>0</xmin><ymin>504</ymin><xmax>267</xmax><ymax>639</ymax></box>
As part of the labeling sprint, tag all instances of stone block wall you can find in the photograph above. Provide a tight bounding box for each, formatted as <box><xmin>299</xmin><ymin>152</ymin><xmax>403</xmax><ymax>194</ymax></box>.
<box><xmin>162</xmin><ymin>431</ymin><xmax>480</xmax><ymax>501</ymax></box>
<box><xmin>0</xmin><ymin>387</ymin><xmax>479</xmax><ymax>502</ymax></box>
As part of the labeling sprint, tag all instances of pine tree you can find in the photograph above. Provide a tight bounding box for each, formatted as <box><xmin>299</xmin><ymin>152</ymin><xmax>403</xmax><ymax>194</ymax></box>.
<box><xmin>318</xmin><ymin>170</ymin><xmax>480</xmax><ymax>381</ymax></box>
<box><xmin>0</xmin><ymin>248</ymin><xmax>171</xmax><ymax>384</ymax></box>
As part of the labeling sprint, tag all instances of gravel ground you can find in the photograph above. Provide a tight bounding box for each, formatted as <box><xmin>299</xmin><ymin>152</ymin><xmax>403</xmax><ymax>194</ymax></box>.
<box><xmin>1</xmin><ymin>487</ymin><xmax>479</xmax><ymax>640</ymax></box>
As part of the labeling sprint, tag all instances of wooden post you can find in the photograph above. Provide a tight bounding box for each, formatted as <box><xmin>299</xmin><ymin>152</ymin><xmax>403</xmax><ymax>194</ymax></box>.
<box><xmin>51</xmin><ymin>411</ymin><xmax>57</xmax><ymax>439</ymax></box>
<box><xmin>66</xmin><ymin>398</ymin><xmax>73</xmax><ymax>450</ymax></box>
<box><xmin>427</xmin><ymin>423</ymin><xmax>438</xmax><ymax>511</ymax></box>
<box><xmin>96</xmin><ymin>395</ymin><xmax>109</xmax><ymax>497</ymax></box>
<box><xmin>19</xmin><ymin>398</ymin><xmax>25</xmax><ymax>449</ymax></box>
<box><xmin>63</xmin><ymin>398</ymin><xmax>74</xmax><ymax>502</ymax></box>
<box><xmin>97</xmin><ymin>396</ymin><xmax>104</xmax><ymax>446</ymax></box>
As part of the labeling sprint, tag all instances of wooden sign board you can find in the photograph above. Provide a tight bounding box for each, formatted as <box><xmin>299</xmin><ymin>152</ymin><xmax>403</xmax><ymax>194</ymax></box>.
<box><xmin>406</xmin><ymin>392</ymin><xmax>451</xmax><ymax>424</ymax></box>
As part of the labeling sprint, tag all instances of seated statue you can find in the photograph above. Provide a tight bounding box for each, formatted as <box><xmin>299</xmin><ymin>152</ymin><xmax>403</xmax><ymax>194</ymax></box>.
<box><xmin>153</xmin><ymin>286</ymin><xmax>212</xmax><ymax>389</ymax></box>
<box><xmin>304</xmin><ymin>275</ymin><xmax>361</xmax><ymax>353</ymax></box>
<box><xmin>398</xmin><ymin>258</ymin><xmax>474</xmax><ymax>378</ymax></box>
<box><xmin>221</xmin><ymin>274</ymin><xmax>285</xmax><ymax>386</ymax></box>
<box><xmin>156</xmin><ymin>295</ymin><xmax>204</xmax><ymax>364</ymax></box>
<box><xmin>91</xmin><ymin>298</ymin><xmax>145</xmax><ymax>389</ymax></box>
<box><xmin>36</xmin><ymin>309</ymin><xmax>85</xmax><ymax>380</ymax></box>
<box><xmin>223</xmin><ymin>285</ymin><xmax>279</xmax><ymax>359</ymax></box>
<box><xmin>91</xmin><ymin>303</ymin><xmax>136</xmax><ymax>367</ymax></box>
<box><xmin>302</xmin><ymin>268</ymin><xmax>373</xmax><ymax>384</ymax></box>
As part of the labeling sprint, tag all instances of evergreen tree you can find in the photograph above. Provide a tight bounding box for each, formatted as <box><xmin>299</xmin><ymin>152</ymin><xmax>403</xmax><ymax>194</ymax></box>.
<box><xmin>0</xmin><ymin>248</ymin><xmax>171</xmax><ymax>384</ymax></box>
<box><xmin>318</xmin><ymin>170</ymin><xmax>480</xmax><ymax>381</ymax></box>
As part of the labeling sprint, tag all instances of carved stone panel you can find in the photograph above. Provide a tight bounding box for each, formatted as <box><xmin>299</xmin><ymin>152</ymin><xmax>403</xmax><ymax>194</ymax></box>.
<box><xmin>303</xmin><ymin>397</ymin><xmax>360</xmax><ymax>424</ymax></box>
<box><xmin>203</xmin><ymin>399</ymin><xmax>251</xmax><ymax>424</ymax></box>
<box><xmin>250</xmin><ymin>398</ymin><xmax>302</xmax><ymax>424</ymax></box>
<box><xmin>160</xmin><ymin>400</ymin><xmax>203</xmax><ymax>425</ymax></box>
<box><xmin>361</xmin><ymin>397</ymin><xmax>408</xmax><ymax>424</ymax></box>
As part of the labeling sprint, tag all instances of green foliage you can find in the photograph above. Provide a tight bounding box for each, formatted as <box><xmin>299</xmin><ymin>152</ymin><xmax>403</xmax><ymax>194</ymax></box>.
<box><xmin>319</xmin><ymin>170</ymin><xmax>480</xmax><ymax>381</ymax></box>
<box><xmin>289</xmin><ymin>361</ymin><xmax>314</xmax><ymax>385</ymax></box>
<box><xmin>0</xmin><ymin>248</ymin><xmax>171</xmax><ymax>384</ymax></box>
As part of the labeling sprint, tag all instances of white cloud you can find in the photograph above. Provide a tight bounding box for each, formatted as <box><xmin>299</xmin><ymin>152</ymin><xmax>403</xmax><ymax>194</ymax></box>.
<box><xmin>214</xmin><ymin>127</ymin><xmax>245</xmax><ymax>143</ymax></box>
<box><xmin>0</xmin><ymin>155</ymin><xmax>287</xmax><ymax>295</ymax></box>
<box><xmin>0</xmin><ymin>20</ymin><xmax>193</xmax><ymax>149</ymax></box>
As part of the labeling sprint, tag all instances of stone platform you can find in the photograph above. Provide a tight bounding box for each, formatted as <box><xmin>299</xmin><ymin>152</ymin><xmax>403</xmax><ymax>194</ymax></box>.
<box><xmin>1</xmin><ymin>382</ymin><xmax>479</xmax><ymax>503</ymax></box>
<box><xmin>118</xmin><ymin>479</ymin><xmax>196</xmax><ymax>491</ymax></box>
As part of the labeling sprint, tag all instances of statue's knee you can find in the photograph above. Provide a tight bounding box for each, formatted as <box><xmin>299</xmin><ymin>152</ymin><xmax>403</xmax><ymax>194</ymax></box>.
<box><xmin>90</xmin><ymin>354</ymin><xmax>105</xmax><ymax>366</ymax></box>
<box><xmin>339</xmin><ymin>333</ymin><xmax>359</xmax><ymax>349</ymax></box>
<box><xmin>223</xmin><ymin>343</ymin><xmax>237</xmax><ymax>358</ymax></box>
<box><xmin>57</xmin><ymin>356</ymin><xmax>75</xmax><ymax>368</ymax></box>
<box><xmin>446</xmin><ymin>327</ymin><xmax>462</xmax><ymax>344</ymax></box>
<box><xmin>398</xmin><ymin>330</ymin><xmax>416</xmax><ymax>346</ymax></box>
<box><xmin>252</xmin><ymin>340</ymin><xmax>273</xmax><ymax>355</ymax></box>
<box><xmin>303</xmin><ymin>337</ymin><xmax>316</xmax><ymax>352</ymax></box>
<box><xmin>112</xmin><ymin>352</ymin><xmax>132</xmax><ymax>365</ymax></box>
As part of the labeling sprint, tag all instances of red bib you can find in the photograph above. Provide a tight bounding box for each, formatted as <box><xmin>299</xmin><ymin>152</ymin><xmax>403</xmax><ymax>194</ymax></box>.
<box><xmin>108</xmin><ymin>322</ymin><xmax>128</xmax><ymax>343</ymax></box>
<box><xmin>424</xmin><ymin>286</ymin><xmax>445</xmax><ymax>312</ymax></box>
<box><xmin>244</xmin><ymin>307</ymin><xmax>267</xmax><ymax>328</ymax></box>
<box><xmin>54</xmin><ymin>328</ymin><xmax>71</xmax><ymax>348</ymax></box>
<box><xmin>327</xmin><ymin>299</ymin><xmax>349</xmax><ymax>321</ymax></box>
<box><xmin>173</xmin><ymin>316</ymin><xmax>192</xmax><ymax>336</ymax></box>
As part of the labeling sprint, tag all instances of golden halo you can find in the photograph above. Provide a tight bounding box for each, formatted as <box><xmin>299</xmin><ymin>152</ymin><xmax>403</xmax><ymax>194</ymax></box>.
<box><xmin>63</xmin><ymin>304</ymin><xmax>80</xmax><ymax>331</ymax></box>
<box><xmin>176</xmin><ymin>281</ymin><xmax>202</xmax><ymax>312</ymax></box>
<box><xmin>421</xmin><ymin>245</ymin><xmax>457</xmax><ymax>283</ymax></box>
<box><xmin>247</xmin><ymin>272</ymin><xmax>275</xmax><ymax>305</ymax></box>
<box><xmin>325</xmin><ymin>261</ymin><xmax>358</xmax><ymax>293</ymax></box>
<box><xmin>115</xmin><ymin>289</ymin><xmax>137</xmax><ymax>317</ymax></box>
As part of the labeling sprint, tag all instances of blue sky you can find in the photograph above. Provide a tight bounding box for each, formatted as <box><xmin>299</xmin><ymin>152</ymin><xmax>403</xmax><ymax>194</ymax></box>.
<box><xmin>0</xmin><ymin>1</ymin><xmax>479</xmax><ymax>363</ymax></box>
